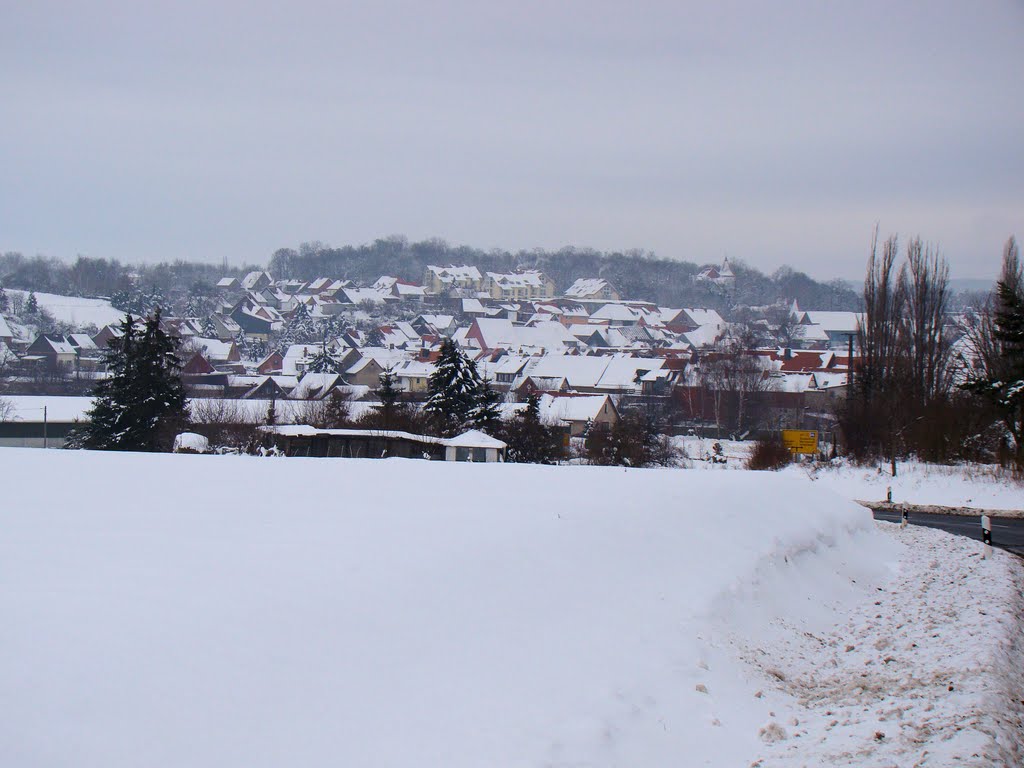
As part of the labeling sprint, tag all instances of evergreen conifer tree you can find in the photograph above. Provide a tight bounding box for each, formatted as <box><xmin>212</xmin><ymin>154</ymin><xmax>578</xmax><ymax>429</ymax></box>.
<box><xmin>366</xmin><ymin>327</ymin><xmax>386</xmax><ymax>347</ymax></box>
<box><xmin>79</xmin><ymin>309</ymin><xmax>189</xmax><ymax>451</ymax></box>
<box><xmin>305</xmin><ymin>344</ymin><xmax>343</xmax><ymax>374</ymax></box>
<box><xmin>233</xmin><ymin>330</ymin><xmax>251</xmax><ymax>359</ymax></box>
<box><xmin>25</xmin><ymin>291</ymin><xmax>38</xmax><ymax>315</ymax></box>
<box><xmin>376</xmin><ymin>366</ymin><xmax>401</xmax><ymax>429</ymax></box>
<box><xmin>424</xmin><ymin>338</ymin><xmax>481</xmax><ymax>435</ymax></box>
<box><xmin>202</xmin><ymin>315</ymin><xmax>219</xmax><ymax>339</ymax></box>
<box><xmin>321</xmin><ymin>390</ymin><xmax>351</xmax><ymax>428</ymax></box>
<box><xmin>0</xmin><ymin>281</ymin><xmax>8</xmax><ymax>312</ymax></box>
<box><xmin>965</xmin><ymin>237</ymin><xmax>1024</xmax><ymax>466</ymax></box>
<box><xmin>501</xmin><ymin>393</ymin><xmax>563</xmax><ymax>464</ymax></box>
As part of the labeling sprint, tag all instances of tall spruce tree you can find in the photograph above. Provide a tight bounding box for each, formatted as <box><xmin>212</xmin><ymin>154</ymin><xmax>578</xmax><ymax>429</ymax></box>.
<box><xmin>424</xmin><ymin>338</ymin><xmax>480</xmax><ymax>436</ymax></box>
<box><xmin>79</xmin><ymin>310</ymin><xmax>189</xmax><ymax>451</ymax></box>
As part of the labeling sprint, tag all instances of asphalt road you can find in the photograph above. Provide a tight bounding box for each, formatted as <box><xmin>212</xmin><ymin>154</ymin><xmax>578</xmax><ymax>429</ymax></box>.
<box><xmin>873</xmin><ymin>510</ymin><xmax>1024</xmax><ymax>557</ymax></box>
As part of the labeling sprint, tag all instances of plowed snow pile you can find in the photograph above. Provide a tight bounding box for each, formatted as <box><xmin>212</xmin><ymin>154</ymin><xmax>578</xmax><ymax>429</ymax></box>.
<box><xmin>1</xmin><ymin>449</ymin><xmax>1021</xmax><ymax>767</ymax></box>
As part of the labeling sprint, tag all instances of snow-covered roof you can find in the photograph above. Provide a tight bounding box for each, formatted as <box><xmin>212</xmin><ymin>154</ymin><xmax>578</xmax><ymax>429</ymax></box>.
<box><xmin>594</xmin><ymin>356</ymin><xmax>665</xmax><ymax>390</ymax></box>
<box><xmin>36</xmin><ymin>335</ymin><xmax>77</xmax><ymax>355</ymax></box>
<box><xmin>443</xmin><ymin>429</ymin><xmax>507</xmax><ymax>449</ymax></box>
<box><xmin>427</xmin><ymin>265</ymin><xmax>482</xmax><ymax>282</ymax></box>
<box><xmin>515</xmin><ymin>354</ymin><xmax>665</xmax><ymax>393</ymax></box>
<box><xmin>229</xmin><ymin>374</ymin><xmax>299</xmax><ymax>390</ymax></box>
<box><xmin>0</xmin><ymin>315</ymin><xmax>14</xmax><ymax>338</ymax></box>
<box><xmin>791</xmin><ymin>324</ymin><xmax>830</xmax><ymax>343</ymax></box>
<box><xmin>291</xmin><ymin>373</ymin><xmax>346</xmax><ymax>399</ymax></box>
<box><xmin>68</xmin><ymin>333</ymin><xmax>98</xmax><ymax>350</ymax></box>
<box><xmin>240</xmin><ymin>271</ymin><xmax>273</xmax><ymax>290</ymax></box>
<box><xmin>342</xmin><ymin>288</ymin><xmax>388</xmax><ymax>305</ymax></box>
<box><xmin>680</xmin><ymin>325</ymin><xmax>724</xmax><ymax>349</ymax></box>
<box><xmin>195</xmin><ymin>337</ymin><xmax>234</xmax><ymax>361</ymax></box>
<box><xmin>682</xmin><ymin>308</ymin><xmax>725</xmax><ymax>328</ymax></box>
<box><xmin>564</xmin><ymin>278</ymin><xmax>612</xmax><ymax>298</ymax></box>
<box><xmin>589</xmin><ymin>304</ymin><xmax>638</xmax><ymax>322</ymax></box>
<box><xmin>417</xmin><ymin>314</ymin><xmax>455</xmax><ymax>330</ymax></box>
<box><xmin>358</xmin><ymin>347</ymin><xmax>416</xmax><ymax>369</ymax></box>
<box><xmin>345</xmin><ymin>356</ymin><xmax>377</xmax><ymax>375</ymax></box>
<box><xmin>800</xmin><ymin>311</ymin><xmax>862</xmax><ymax>333</ymax></box>
<box><xmin>0</xmin><ymin>395</ymin><xmax>375</xmax><ymax>425</ymax></box>
<box><xmin>773</xmin><ymin>372</ymin><xmax>849</xmax><ymax>393</ymax></box>
<box><xmin>262</xmin><ymin>425</ymin><xmax>503</xmax><ymax>450</ymax></box>
<box><xmin>470</xmin><ymin>318</ymin><xmax>577</xmax><ymax>353</ymax></box>
<box><xmin>539</xmin><ymin>394</ymin><xmax>614</xmax><ymax>424</ymax></box>
<box><xmin>476</xmin><ymin>354</ymin><xmax>530</xmax><ymax>378</ymax></box>
<box><xmin>394</xmin><ymin>360</ymin><xmax>435</xmax><ymax>378</ymax></box>
<box><xmin>486</xmin><ymin>270</ymin><xmax>548</xmax><ymax>289</ymax></box>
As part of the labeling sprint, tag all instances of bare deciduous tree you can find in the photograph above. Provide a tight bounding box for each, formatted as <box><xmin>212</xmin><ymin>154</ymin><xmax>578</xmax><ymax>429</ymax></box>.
<box><xmin>0</xmin><ymin>396</ymin><xmax>13</xmax><ymax>422</ymax></box>
<box><xmin>900</xmin><ymin>237</ymin><xmax>953</xmax><ymax>409</ymax></box>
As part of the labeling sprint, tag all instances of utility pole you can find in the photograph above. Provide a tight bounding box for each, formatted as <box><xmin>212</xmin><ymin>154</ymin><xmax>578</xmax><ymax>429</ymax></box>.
<box><xmin>43</xmin><ymin>405</ymin><xmax>47</xmax><ymax>449</ymax></box>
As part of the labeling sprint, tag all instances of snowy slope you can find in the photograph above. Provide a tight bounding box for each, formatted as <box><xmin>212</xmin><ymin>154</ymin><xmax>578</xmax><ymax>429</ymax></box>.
<box><xmin>8</xmin><ymin>289</ymin><xmax>125</xmax><ymax>328</ymax></box>
<box><xmin>1</xmin><ymin>450</ymin><xmax>1020</xmax><ymax>767</ymax></box>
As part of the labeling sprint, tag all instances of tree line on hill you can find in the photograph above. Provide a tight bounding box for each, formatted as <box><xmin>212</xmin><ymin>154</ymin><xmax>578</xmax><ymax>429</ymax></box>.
<box><xmin>2</xmin><ymin>235</ymin><xmax>861</xmax><ymax>316</ymax></box>
<box><xmin>269</xmin><ymin>236</ymin><xmax>860</xmax><ymax>311</ymax></box>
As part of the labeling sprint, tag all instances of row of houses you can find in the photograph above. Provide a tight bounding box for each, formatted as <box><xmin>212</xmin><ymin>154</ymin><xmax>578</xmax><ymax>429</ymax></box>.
<box><xmin>0</xmin><ymin>391</ymin><xmax>622</xmax><ymax>450</ymax></box>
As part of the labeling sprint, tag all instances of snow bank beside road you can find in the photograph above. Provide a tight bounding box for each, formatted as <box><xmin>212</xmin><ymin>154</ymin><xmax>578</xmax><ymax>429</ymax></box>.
<box><xmin>750</xmin><ymin>523</ymin><xmax>1024</xmax><ymax>767</ymax></box>
<box><xmin>792</xmin><ymin>461</ymin><xmax>1024</xmax><ymax>511</ymax></box>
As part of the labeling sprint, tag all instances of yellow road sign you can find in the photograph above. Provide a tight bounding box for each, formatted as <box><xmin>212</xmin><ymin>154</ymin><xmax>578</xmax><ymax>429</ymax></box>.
<box><xmin>782</xmin><ymin>429</ymin><xmax>818</xmax><ymax>454</ymax></box>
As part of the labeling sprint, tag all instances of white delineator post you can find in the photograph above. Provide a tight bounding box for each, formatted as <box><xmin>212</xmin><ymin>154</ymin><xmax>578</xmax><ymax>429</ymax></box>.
<box><xmin>981</xmin><ymin>515</ymin><xmax>993</xmax><ymax>560</ymax></box>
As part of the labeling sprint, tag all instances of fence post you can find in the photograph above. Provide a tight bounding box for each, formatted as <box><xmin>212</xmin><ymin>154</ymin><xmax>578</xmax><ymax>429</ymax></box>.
<box><xmin>981</xmin><ymin>515</ymin><xmax>992</xmax><ymax>559</ymax></box>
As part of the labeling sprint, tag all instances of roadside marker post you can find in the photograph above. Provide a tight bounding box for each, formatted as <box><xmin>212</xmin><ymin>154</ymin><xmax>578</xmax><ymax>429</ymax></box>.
<box><xmin>900</xmin><ymin>506</ymin><xmax>908</xmax><ymax>529</ymax></box>
<box><xmin>981</xmin><ymin>515</ymin><xmax>993</xmax><ymax>560</ymax></box>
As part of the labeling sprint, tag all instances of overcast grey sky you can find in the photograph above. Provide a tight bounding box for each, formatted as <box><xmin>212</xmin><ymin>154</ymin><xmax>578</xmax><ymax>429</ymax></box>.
<box><xmin>1</xmin><ymin>1</ymin><xmax>1021</xmax><ymax>280</ymax></box>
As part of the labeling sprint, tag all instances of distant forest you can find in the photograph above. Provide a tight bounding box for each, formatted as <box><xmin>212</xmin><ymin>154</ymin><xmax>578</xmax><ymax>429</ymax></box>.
<box><xmin>271</xmin><ymin>237</ymin><xmax>861</xmax><ymax>311</ymax></box>
<box><xmin>1</xmin><ymin>237</ymin><xmax>862</xmax><ymax>313</ymax></box>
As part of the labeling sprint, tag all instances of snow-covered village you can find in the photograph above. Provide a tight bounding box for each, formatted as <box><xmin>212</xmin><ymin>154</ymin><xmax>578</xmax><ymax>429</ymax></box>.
<box><xmin>3</xmin><ymin>3</ymin><xmax>1023</xmax><ymax>767</ymax></box>
<box><xmin>0</xmin><ymin>256</ymin><xmax>858</xmax><ymax>456</ymax></box>
<box><xmin>2</xmin><ymin>240</ymin><xmax>1024</xmax><ymax>766</ymax></box>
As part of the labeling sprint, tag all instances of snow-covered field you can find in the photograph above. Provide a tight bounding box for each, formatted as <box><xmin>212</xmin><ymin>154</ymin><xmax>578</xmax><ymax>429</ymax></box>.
<box><xmin>1</xmin><ymin>449</ymin><xmax>1021</xmax><ymax>767</ymax></box>
<box><xmin>8</xmin><ymin>289</ymin><xmax>125</xmax><ymax>328</ymax></box>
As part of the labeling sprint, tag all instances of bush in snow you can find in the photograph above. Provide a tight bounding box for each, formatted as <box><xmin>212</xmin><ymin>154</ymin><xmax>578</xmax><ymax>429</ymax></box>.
<box><xmin>746</xmin><ymin>436</ymin><xmax>792</xmax><ymax>471</ymax></box>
